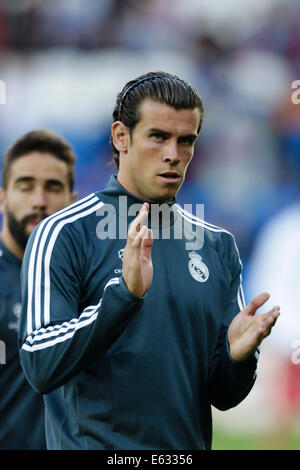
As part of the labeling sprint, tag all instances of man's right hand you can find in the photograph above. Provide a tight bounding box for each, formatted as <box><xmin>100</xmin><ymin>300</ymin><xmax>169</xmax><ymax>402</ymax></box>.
<box><xmin>122</xmin><ymin>203</ymin><xmax>153</xmax><ymax>297</ymax></box>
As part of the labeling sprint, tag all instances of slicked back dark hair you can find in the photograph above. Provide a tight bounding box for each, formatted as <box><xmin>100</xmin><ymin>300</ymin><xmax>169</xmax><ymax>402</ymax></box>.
<box><xmin>2</xmin><ymin>129</ymin><xmax>76</xmax><ymax>191</ymax></box>
<box><xmin>110</xmin><ymin>71</ymin><xmax>204</xmax><ymax>169</ymax></box>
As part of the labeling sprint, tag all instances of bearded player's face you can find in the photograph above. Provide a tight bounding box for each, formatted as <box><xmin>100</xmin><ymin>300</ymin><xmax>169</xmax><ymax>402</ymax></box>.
<box><xmin>0</xmin><ymin>152</ymin><xmax>75</xmax><ymax>250</ymax></box>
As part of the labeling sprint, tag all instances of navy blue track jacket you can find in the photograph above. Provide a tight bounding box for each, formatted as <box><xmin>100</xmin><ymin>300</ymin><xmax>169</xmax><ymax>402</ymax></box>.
<box><xmin>0</xmin><ymin>240</ymin><xmax>46</xmax><ymax>449</ymax></box>
<box><xmin>19</xmin><ymin>175</ymin><xmax>258</xmax><ymax>450</ymax></box>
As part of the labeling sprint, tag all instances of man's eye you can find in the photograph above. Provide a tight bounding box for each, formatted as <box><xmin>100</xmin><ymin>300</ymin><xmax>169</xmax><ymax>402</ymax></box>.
<box><xmin>151</xmin><ymin>133</ymin><xmax>164</xmax><ymax>141</ymax></box>
<box><xmin>19</xmin><ymin>185</ymin><xmax>31</xmax><ymax>191</ymax></box>
<box><xmin>179</xmin><ymin>137</ymin><xmax>194</xmax><ymax>146</ymax></box>
<box><xmin>47</xmin><ymin>186</ymin><xmax>62</xmax><ymax>193</ymax></box>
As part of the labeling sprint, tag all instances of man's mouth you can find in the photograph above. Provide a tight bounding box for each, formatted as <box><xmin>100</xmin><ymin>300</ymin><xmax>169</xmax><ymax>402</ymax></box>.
<box><xmin>158</xmin><ymin>172</ymin><xmax>181</xmax><ymax>183</ymax></box>
<box><xmin>26</xmin><ymin>214</ymin><xmax>48</xmax><ymax>228</ymax></box>
<box><xmin>27</xmin><ymin>218</ymin><xmax>43</xmax><ymax>227</ymax></box>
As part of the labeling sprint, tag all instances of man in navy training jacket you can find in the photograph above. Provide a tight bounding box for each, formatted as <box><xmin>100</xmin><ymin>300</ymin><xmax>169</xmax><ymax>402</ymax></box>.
<box><xmin>0</xmin><ymin>129</ymin><xmax>76</xmax><ymax>449</ymax></box>
<box><xmin>19</xmin><ymin>72</ymin><xmax>280</xmax><ymax>450</ymax></box>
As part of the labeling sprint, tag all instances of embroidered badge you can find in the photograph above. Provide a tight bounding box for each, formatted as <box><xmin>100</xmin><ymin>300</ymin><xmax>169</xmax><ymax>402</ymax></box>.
<box><xmin>118</xmin><ymin>248</ymin><xmax>124</xmax><ymax>261</ymax></box>
<box><xmin>188</xmin><ymin>251</ymin><xmax>209</xmax><ymax>283</ymax></box>
<box><xmin>8</xmin><ymin>302</ymin><xmax>22</xmax><ymax>332</ymax></box>
<box><xmin>114</xmin><ymin>248</ymin><xmax>125</xmax><ymax>274</ymax></box>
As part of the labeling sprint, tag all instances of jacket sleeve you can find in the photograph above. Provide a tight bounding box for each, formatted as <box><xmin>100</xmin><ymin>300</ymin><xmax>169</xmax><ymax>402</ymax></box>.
<box><xmin>18</xmin><ymin>221</ymin><xmax>144</xmax><ymax>395</ymax></box>
<box><xmin>207</xmin><ymin>234</ymin><xmax>259</xmax><ymax>411</ymax></box>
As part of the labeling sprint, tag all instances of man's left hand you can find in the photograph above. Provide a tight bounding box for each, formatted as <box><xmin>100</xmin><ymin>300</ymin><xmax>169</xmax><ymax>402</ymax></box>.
<box><xmin>227</xmin><ymin>292</ymin><xmax>280</xmax><ymax>361</ymax></box>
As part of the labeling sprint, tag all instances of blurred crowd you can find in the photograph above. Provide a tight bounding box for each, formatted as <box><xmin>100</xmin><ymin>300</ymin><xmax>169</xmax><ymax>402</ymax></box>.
<box><xmin>1</xmin><ymin>0</ymin><xmax>300</xmax><ymax>260</ymax></box>
<box><xmin>0</xmin><ymin>0</ymin><xmax>299</xmax><ymax>447</ymax></box>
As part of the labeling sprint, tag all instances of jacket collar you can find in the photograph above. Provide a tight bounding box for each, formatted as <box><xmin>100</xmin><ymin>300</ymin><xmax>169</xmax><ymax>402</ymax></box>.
<box><xmin>0</xmin><ymin>237</ymin><xmax>22</xmax><ymax>268</ymax></box>
<box><xmin>97</xmin><ymin>175</ymin><xmax>178</xmax><ymax>229</ymax></box>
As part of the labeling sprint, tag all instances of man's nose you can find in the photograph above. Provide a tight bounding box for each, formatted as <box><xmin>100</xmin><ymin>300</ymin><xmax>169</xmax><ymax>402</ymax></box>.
<box><xmin>162</xmin><ymin>141</ymin><xmax>180</xmax><ymax>163</ymax></box>
<box><xmin>31</xmin><ymin>188</ymin><xmax>47</xmax><ymax>211</ymax></box>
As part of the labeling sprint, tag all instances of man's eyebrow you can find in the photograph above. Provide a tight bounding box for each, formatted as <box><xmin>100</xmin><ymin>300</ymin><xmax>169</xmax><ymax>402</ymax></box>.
<box><xmin>45</xmin><ymin>179</ymin><xmax>64</xmax><ymax>187</ymax></box>
<box><xmin>14</xmin><ymin>176</ymin><xmax>64</xmax><ymax>187</ymax></box>
<box><xmin>181</xmin><ymin>133</ymin><xmax>198</xmax><ymax>141</ymax></box>
<box><xmin>148</xmin><ymin>128</ymin><xmax>171</xmax><ymax>136</ymax></box>
<box><xmin>14</xmin><ymin>176</ymin><xmax>35</xmax><ymax>185</ymax></box>
<box><xmin>148</xmin><ymin>128</ymin><xmax>198</xmax><ymax>139</ymax></box>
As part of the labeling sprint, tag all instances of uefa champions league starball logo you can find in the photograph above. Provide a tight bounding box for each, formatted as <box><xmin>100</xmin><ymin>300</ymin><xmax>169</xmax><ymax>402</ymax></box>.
<box><xmin>118</xmin><ymin>248</ymin><xmax>125</xmax><ymax>261</ymax></box>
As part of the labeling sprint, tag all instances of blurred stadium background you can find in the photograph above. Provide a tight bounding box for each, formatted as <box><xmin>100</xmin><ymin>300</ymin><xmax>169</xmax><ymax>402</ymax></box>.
<box><xmin>0</xmin><ymin>0</ymin><xmax>299</xmax><ymax>450</ymax></box>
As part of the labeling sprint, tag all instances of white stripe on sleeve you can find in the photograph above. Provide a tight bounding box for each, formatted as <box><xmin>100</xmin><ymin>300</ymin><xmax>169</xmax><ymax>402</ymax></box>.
<box><xmin>22</xmin><ymin>277</ymin><xmax>120</xmax><ymax>352</ymax></box>
<box><xmin>26</xmin><ymin>195</ymin><xmax>104</xmax><ymax>334</ymax></box>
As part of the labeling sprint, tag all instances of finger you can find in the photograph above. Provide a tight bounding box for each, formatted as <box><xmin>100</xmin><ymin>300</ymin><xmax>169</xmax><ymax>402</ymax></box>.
<box><xmin>131</xmin><ymin>224</ymin><xmax>153</xmax><ymax>252</ymax></box>
<box><xmin>258</xmin><ymin>308</ymin><xmax>280</xmax><ymax>340</ymax></box>
<box><xmin>261</xmin><ymin>305</ymin><xmax>280</xmax><ymax>318</ymax></box>
<box><xmin>128</xmin><ymin>203</ymin><xmax>149</xmax><ymax>237</ymax></box>
<box><xmin>145</xmin><ymin>227</ymin><xmax>154</xmax><ymax>240</ymax></box>
<box><xmin>244</xmin><ymin>292</ymin><xmax>270</xmax><ymax>316</ymax></box>
<box><xmin>262</xmin><ymin>306</ymin><xmax>280</xmax><ymax>324</ymax></box>
<box><xmin>264</xmin><ymin>315</ymin><xmax>278</xmax><ymax>328</ymax></box>
<box><xmin>131</xmin><ymin>224</ymin><xmax>148</xmax><ymax>247</ymax></box>
<box><xmin>129</xmin><ymin>207</ymin><xmax>148</xmax><ymax>236</ymax></box>
<box><xmin>261</xmin><ymin>320</ymin><xmax>277</xmax><ymax>340</ymax></box>
<box><xmin>141</xmin><ymin>229</ymin><xmax>154</xmax><ymax>259</ymax></box>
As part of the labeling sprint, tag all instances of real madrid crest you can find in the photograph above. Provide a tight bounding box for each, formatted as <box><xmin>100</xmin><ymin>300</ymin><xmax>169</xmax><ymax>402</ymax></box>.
<box><xmin>188</xmin><ymin>251</ymin><xmax>209</xmax><ymax>283</ymax></box>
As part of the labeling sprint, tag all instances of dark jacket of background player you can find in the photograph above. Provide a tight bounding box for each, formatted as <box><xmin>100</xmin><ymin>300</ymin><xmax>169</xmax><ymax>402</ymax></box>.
<box><xmin>0</xmin><ymin>130</ymin><xmax>76</xmax><ymax>449</ymax></box>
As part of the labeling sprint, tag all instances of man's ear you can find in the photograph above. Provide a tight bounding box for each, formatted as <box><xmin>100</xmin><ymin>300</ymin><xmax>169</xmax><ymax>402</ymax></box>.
<box><xmin>70</xmin><ymin>192</ymin><xmax>77</xmax><ymax>205</ymax></box>
<box><xmin>111</xmin><ymin>121</ymin><xmax>130</xmax><ymax>154</ymax></box>
<box><xmin>0</xmin><ymin>188</ymin><xmax>6</xmax><ymax>214</ymax></box>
